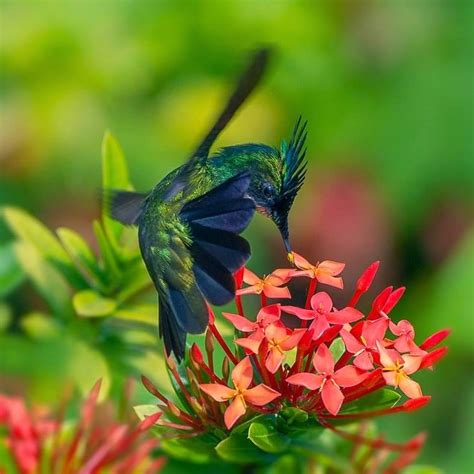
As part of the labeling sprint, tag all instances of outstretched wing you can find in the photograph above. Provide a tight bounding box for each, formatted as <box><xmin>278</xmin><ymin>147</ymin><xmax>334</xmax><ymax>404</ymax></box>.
<box><xmin>163</xmin><ymin>47</ymin><xmax>273</xmax><ymax>201</ymax></box>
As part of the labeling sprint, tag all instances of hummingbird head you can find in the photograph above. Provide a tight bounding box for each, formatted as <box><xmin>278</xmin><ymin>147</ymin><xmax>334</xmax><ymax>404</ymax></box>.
<box><xmin>248</xmin><ymin>117</ymin><xmax>308</xmax><ymax>261</ymax></box>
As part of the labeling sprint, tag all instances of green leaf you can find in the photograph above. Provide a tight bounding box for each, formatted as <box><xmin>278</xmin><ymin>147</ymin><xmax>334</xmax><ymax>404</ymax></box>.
<box><xmin>0</xmin><ymin>242</ymin><xmax>24</xmax><ymax>297</ymax></box>
<box><xmin>114</xmin><ymin>304</ymin><xmax>156</xmax><ymax>324</ymax></box>
<box><xmin>0</xmin><ymin>303</ymin><xmax>12</xmax><ymax>332</ymax></box>
<box><xmin>101</xmin><ymin>132</ymin><xmax>132</xmax><ymax>253</ymax></box>
<box><xmin>134</xmin><ymin>404</ymin><xmax>159</xmax><ymax>421</ymax></box>
<box><xmin>57</xmin><ymin>227</ymin><xmax>107</xmax><ymax>289</ymax></box>
<box><xmin>329</xmin><ymin>337</ymin><xmax>345</xmax><ymax>363</ymax></box>
<box><xmin>3</xmin><ymin>206</ymin><xmax>71</xmax><ymax>264</ymax></box>
<box><xmin>93</xmin><ymin>220</ymin><xmax>120</xmax><ymax>280</ymax></box>
<box><xmin>248</xmin><ymin>420</ymin><xmax>291</xmax><ymax>453</ymax></box>
<box><xmin>14</xmin><ymin>242</ymin><xmax>71</xmax><ymax>317</ymax></box>
<box><xmin>404</xmin><ymin>466</ymin><xmax>442</xmax><ymax>474</ymax></box>
<box><xmin>162</xmin><ymin>436</ymin><xmax>217</xmax><ymax>464</ymax></box>
<box><xmin>68</xmin><ymin>339</ymin><xmax>110</xmax><ymax>400</ymax></box>
<box><xmin>216</xmin><ymin>433</ymin><xmax>272</xmax><ymax>464</ymax></box>
<box><xmin>20</xmin><ymin>312</ymin><xmax>61</xmax><ymax>339</ymax></box>
<box><xmin>73</xmin><ymin>289</ymin><xmax>117</xmax><ymax>317</ymax></box>
<box><xmin>340</xmin><ymin>388</ymin><xmax>401</xmax><ymax>415</ymax></box>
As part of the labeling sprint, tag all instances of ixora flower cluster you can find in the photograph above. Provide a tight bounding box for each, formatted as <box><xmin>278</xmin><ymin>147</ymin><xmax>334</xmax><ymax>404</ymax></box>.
<box><xmin>142</xmin><ymin>253</ymin><xmax>449</xmax><ymax>470</ymax></box>
<box><xmin>0</xmin><ymin>381</ymin><xmax>164</xmax><ymax>474</ymax></box>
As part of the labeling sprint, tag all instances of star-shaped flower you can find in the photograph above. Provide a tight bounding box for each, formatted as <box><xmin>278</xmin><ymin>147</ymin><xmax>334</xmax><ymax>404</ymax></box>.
<box><xmin>236</xmin><ymin>268</ymin><xmax>292</xmax><ymax>298</ymax></box>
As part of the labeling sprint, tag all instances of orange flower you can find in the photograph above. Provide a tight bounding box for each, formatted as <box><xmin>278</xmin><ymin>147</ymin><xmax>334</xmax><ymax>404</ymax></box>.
<box><xmin>377</xmin><ymin>342</ymin><xmax>423</xmax><ymax>399</ymax></box>
<box><xmin>199</xmin><ymin>357</ymin><xmax>280</xmax><ymax>429</ymax></box>
<box><xmin>236</xmin><ymin>268</ymin><xmax>292</xmax><ymax>298</ymax></box>
<box><xmin>289</xmin><ymin>252</ymin><xmax>345</xmax><ymax>289</ymax></box>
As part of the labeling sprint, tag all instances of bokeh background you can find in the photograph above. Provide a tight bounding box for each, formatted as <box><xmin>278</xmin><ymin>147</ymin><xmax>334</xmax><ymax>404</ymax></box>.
<box><xmin>1</xmin><ymin>1</ymin><xmax>473</xmax><ymax>472</ymax></box>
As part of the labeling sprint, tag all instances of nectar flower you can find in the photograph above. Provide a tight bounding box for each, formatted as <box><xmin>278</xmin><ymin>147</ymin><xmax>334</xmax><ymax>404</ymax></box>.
<box><xmin>283</xmin><ymin>292</ymin><xmax>364</xmax><ymax>339</ymax></box>
<box><xmin>223</xmin><ymin>304</ymin><xmax>281</xmax><ymax>341</ymax></box>
<box><xmin>289</xmin><ymin>252</ymin><xmax>345</xmax><ymax>289</ymax></box>
<box><xmin>286</xmin><ymin>344</ymin><xmax>368</xmax><ymax>415</ymax></box>
<box><xmin>377</xmin><ymin>342</ymin><xmax>423</xmax><ymax>399</ymax></box>
<box><xmin>340</xmin><ymin>317</ymin><xmax>389</xmax><ymax>370</ymax></box>
<box><xmin>389</xmin><ymin>319</ymin><xmax>425</xmax><ymax>354</ymax></box>
<box><xmin>200</xmin><ymin>357</ymin><xmax>280</xmax><ymax>429</ymax></box>
<box><xmin>237</xmin><ymin>268</ymin><xmax>291</xmax><ymax>298</ymax></box>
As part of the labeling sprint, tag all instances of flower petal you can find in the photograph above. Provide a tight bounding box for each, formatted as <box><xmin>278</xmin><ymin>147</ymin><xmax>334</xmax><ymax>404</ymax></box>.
<box><xmin>353</xmin><ymin>351</ymin><xmax>374</xmax><ymax>371</ymax></box>
<box><xmin>376</xmin><ymin>341</ymin><xmax>396</xmax><ymax>368</ymax></box>
<box><xmin>328</xmin><ymin>307</ymin><xmax>364</xmax><ymax>324</ymax></box>
<box><xmin>398</xmin><ymin>375</ymin><xmax>423</xmax><ymax>399</ymax></box>
<box><xmin>199</xmin><ymin>384</ymin><xmax>235</xmax><ymax>402</ymax></box>
<box><xmin>316</xmin><ymin>274</ymin><xmax>344</xmax><ymax>289</ymax></box>
<box><xmin>279</xmin><ymin>329</ymin><xmax>306</xmax><ymax>351</ymax></box>
<box><xmin>263</xmin><ymin>285</ymin><xmax>291</xmax><ymax>299</ymax></box>
<box><xmin>235</xmin><ymin>337</ymin><xmax>261</xmax><ymax>354</ymax></box>
<box><xmin>281</xmin><ymin>305</ymin><xmax>315</xmax><ymax>320</ymax></box>
<box><xmin>313</xmin><ymin>343</ymin><xmax>335</xmax><ymax>374</ymax></box>
<box><xmin>309</xmin><ymin>315</ymin><xmax>331</xmax><ymax>340</ymax></box>
<box><xmin>402</xmin><ymin>354</ymin><xmax>422</xmax><ymax>375</ymax></box>
<box><xmin>224</xmin><ymin>396</ymin><xmax>246</xmax><ymax>429</ymax></box>
<box><xmin>286</xmin><ymin>373</ymin><xmax>324</xmax><ymax>390</ymax></box>
<box><xmin>334</xmin><ymin>366</ymin><xmax>368</xmax><ymax>387</ymax></box>
<box><xmin>257</xmin><ymin>304</ymin><xmax>281</xmax><ymax>325</ymax></box>
<box><xmin>243</xmin><ymin>268</ymin><xmax>262</xmax><ymax>285</ymax></box>
<box><xmin>340</xmin><ymin>329</ymin><xmax>364</xmax><ymax>354</ymax></box>
<box><xmin>265</xmin><ymin>348</ymin><xmax>285</xmax><ymax>373</ymax></box>
<box><xmin>363</xmin><ymin>318</ymin><xmax>389</xmax><ymax>347</ymax></box>
<box><xmin>236</xmin><ymin>285</ymin><xmax>261</xmax><ymax>296</ymax></box>
<box><xmin>264</xmin><ymin>323</ymin><xmax>288</xmax><ymax>343</ymax></box>
<box><xmin>382</xmin><ymin>371</ymin><xmax>398</xmax><ymax>387</ymax></box>
<box><xmin>244</xmin><ymin>384</ymin><xmax>280</xmax><ymax>406</ymax></box>
<box><xmin>266</xmin><ymin>269</ymin><xmax>292</xmax><ymax>285</ymax></box>
<box><xmin>292</xmin><ymin>252</ymin><xmax>312</xmax><ymax>271</ymax></box>
<box><xmin>310</xmin><ymin>292</ymin><xmax>333</xmax><ymax>313</ymax></box>
<box><xmin>318</xmin><ymin>260</ymin><xmax>345</xmax><ymax>276</ymax></box>
<box><xmin>321</xmin><ymin>380</ymin><xmax>344</xmax><ymax>415</ymax></box>
<box><xmin>222</xmin><ymin>312</ymin><xmax>257</xmax><ymax>332</ymax></box>
<box><xmin>231</xmin><ymin>357</ymin><xmax>253</xmax><ymax>390</ymax></box>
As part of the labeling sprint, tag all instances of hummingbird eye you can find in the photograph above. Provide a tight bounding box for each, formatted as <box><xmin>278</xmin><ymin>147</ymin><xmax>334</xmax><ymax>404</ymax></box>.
<box><xmin>262</xmin><ymin>183</ymin><xmax>275</xmax><ymax>199</ymax></box>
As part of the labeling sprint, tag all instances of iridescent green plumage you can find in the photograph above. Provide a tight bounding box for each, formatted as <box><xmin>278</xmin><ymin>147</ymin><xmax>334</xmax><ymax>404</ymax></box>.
<box><xmin>107</xmin><ymin>49</ymin><xmax>307</xmax><ymax>359</ymax></box>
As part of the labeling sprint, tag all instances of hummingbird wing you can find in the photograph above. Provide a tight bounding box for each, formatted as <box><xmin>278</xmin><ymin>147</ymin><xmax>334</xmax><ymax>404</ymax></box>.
<box><xmin>162</xmin><ymin>47</ymin><xmax>273</xmax><ymax>201</ymax></box>
<box><xmin>142</xmin><ymin>172</ymin><xmax>255</xmax><ymax>360</ymax></box>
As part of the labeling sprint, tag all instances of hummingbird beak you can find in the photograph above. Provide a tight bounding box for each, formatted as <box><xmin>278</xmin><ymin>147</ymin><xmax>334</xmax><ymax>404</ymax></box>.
<box><xmin>274</xmin><ymin>212</ymin><xmax>294</xmax><ymax>265</ymax></box>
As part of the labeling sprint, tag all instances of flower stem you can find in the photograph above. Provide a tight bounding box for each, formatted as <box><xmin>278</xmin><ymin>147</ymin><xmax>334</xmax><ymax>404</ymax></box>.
<box><xmin>208</xmin><ymin>323</ymin><xmax>239</xmax><ymax>365</ymax></box>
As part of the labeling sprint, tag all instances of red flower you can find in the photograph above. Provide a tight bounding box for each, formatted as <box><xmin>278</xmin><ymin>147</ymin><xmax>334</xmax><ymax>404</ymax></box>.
<box><xmin>389</xmin><ymin>319</ymin><xmax>425</xmax><ymax>355</ymax></box>
<box><xmin>200</xmin><ymin>357</ymin><xmax>280</xmax><ymax>429</ymax></box>
<box><xmin>283</xmin><ymin>292</ymin><xmax>364</xmax><ymax>339</ymax></box>
<box><xmin>340</xmin><ymin>318</ymin><xmax>388</xmax><ymax>370</ymax></box>
<box><xmin>236</xmin><ymin>323</ymin><xmax>305</xmax><ymax>373</ymax></box>
<box><xmin>377</xmin><ymin>342</ymin><xmax>423</xmax><ymax>399</ymax></box>
<box><xmin>289</xmin><ymin>252</ymin><xmax>345</xmax><ymax>289</ymax></box>
<box><xmin>286</xmin><ymin>344</ymin><xmax>368</xmax><ymax>415</ymax></box>
<box><xmin>236</xmin><ymin>268</ymin><xmax>292</xmax><ymax>298</ymax></box>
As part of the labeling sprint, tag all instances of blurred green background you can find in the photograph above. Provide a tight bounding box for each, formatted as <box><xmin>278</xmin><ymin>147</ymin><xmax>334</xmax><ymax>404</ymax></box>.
<box><xmin>0</xmin><ymin>0</ymin><xmax>473</xmax><ymax>472</ymax></box>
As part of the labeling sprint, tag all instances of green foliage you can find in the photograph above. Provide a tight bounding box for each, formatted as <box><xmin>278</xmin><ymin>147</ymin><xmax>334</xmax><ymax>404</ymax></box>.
<box><xmin>0</xmin><ymin>133</ymin><xmax>167</xmax><ymax>398</ymax></box>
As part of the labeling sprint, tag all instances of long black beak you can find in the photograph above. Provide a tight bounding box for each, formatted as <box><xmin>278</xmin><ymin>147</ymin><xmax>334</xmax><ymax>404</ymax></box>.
<box><xmin>275</xmin><ymin>214</ymin><xmax>294</xmax><ymax>264</ymax></box>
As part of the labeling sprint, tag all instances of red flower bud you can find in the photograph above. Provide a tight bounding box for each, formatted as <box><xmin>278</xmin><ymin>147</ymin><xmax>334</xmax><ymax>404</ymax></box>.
<box><xmin>420</xmin><ymin>329</ymin><xmax>451</xmax><ymax>350</ymax></box>
<box><xmin>356</xmin><ymin>261</ymin><xmax>380</xmax><ymax>293</ymax></box>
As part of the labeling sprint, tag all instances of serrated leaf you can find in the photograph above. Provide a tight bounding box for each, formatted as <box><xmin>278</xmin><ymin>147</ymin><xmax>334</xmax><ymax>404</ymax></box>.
<box><xmin>14</xmin><ymin>242</ymin><xmax>71</xmax><ymax>317</ymax></box>
<box><xmin>216</xmin><ymin>433</ymin><xmax>272</xmax><ymax>464</ymax></box>
<box><xmin>101</xmin><ymin>132</ymin><xmax>132</xmax><ymax>253</ymax></box>
<box><xmin>73</xmin><ymin>289</ymin><xmax>117</xmax><ymax>317</ymax></box>
<box><xmin>0</xmin><ymin>242</ymin><xmax>24</xmax><ymax>297</ymax></box>
<box><xmin>340</xmin><ymin>388</ymin><xmax>401</xmax><ymax>415</ymax></box>
<box><xmin>248</xmin><ymin>420</ymin><xmax>290</xmax><ymax>453</ymax></box>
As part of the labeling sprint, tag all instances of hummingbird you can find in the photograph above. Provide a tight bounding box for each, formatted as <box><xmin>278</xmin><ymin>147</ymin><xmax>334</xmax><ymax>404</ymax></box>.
<box><xmin>107</xmin><ymin>49</ymin><xmax>307</xmax><ymax>360</ymax></box>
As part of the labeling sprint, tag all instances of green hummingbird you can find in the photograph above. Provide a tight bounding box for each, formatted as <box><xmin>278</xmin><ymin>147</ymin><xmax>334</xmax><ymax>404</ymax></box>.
<box><xmin>107</xmin><ymin>49</ymin><xmax>307</xmax><ymax>359</ymax></box>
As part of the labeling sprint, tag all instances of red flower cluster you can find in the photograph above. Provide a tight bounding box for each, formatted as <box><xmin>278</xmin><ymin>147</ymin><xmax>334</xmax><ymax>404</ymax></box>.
<box><xmin>142</xmin><ymin>252</ymin><xmax>449</xmax><ymax>468</ymax></box>
<box><xmin>0</xmin><ymin>381</ymin><xmax>164</xmax><ymax>474</ymax></box>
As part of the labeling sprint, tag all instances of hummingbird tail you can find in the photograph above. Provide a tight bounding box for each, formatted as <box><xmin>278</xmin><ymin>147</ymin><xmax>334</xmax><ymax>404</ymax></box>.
<box><xmin>104</xmin><ymin>189</ymin><xmax>148</xmax><ymax>225</ymax></box>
